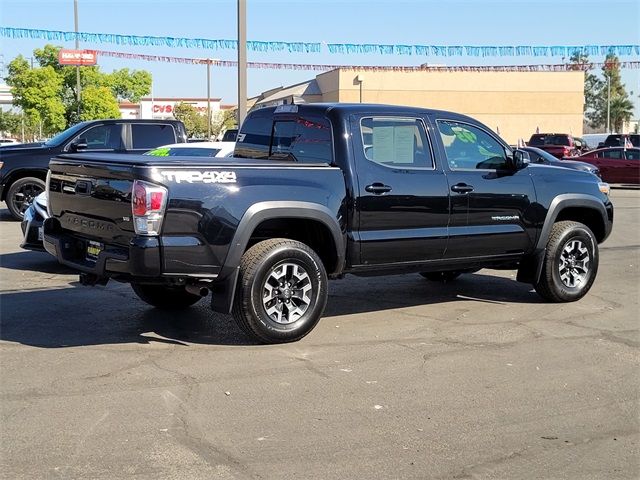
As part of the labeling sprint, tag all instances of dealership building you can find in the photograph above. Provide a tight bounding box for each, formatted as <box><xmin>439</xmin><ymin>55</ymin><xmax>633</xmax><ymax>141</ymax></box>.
<box><xmin>249</xmin><ymin>68</ymin><xmax>586</xmax><ymax>144</ymax></box>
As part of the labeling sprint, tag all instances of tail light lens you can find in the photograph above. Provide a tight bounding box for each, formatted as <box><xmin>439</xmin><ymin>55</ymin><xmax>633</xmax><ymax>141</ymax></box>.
<box><xmin>132</xmin><ymin>179</ymin><xmax>168</xmax><ymax>235</ymax></box>
<box><xmin>45</xmin><ymin>170</ymin><xmax>52</xmax><ymax>217</ymax></box>
<box><xmin>563</xmin><ymin>146</ymin><xmax>571</xmax><ymax>156</ymax></box>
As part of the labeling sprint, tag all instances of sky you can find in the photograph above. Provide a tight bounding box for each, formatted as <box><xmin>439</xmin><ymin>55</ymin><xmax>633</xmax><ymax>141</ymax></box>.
<box><xmin>1</xmin><ymin>0</ymin><xmax>639</xmax><ymax>116</ymax></box>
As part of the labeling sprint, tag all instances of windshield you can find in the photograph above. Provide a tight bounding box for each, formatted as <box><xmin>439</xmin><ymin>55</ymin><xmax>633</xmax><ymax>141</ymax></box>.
<box><xmin>44</xmin><ymin>122</ymin><xmax>91</xmax><ymax>147</ymax></box>
<box><xmin>529</xmin><ymin>134</ymin><xmax>570</xmax><ymax>146</ymax></box>
<box><xmin>145</xmin><ymin>147</ymin><xmax>223</xmax><ymax>157</ymax></box>
<box><xmin>526</xmin><ymin>147</ymin><xmax>558</xmax><ymax>163</ymax></box>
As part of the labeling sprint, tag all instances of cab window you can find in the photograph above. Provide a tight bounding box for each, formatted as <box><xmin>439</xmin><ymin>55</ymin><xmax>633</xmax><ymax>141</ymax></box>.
<box><xmin>71</xmin><ymin>124</ymin><xmax>122</xmax><ymax>150</ymax></box>
<box><xmin>437</xmin><ymin>120</ymin><xmax>508</xmax><ymax>170</ymax></box>
<box><xmin>359</xmin><ymin>117</ymin><xmax>433</xmax><ymax>169</ymax></box>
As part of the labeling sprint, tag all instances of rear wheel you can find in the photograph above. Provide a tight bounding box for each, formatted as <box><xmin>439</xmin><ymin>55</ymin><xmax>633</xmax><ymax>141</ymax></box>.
<box><xmin>534</xmin><ymin>221</ymin><xmax>598</xmax><ymax>302</ymax></box>
<box><xmin>6</xmin><ymin>177</ymin><xmax>45</xmax><ymax>220</ymax></box>
<box><xmin>131</xmin><ymin>284</ymin><xmax>203</xmax><ymax>309</ymax></box>
<box><xmin>232</xmin><ymin>238</ymin><xmax>328</xmax><ymax>344</ymax></box>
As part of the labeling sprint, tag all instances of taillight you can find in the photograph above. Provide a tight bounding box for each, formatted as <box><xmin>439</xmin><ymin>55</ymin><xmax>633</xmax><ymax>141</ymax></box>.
<box><xmin>45</xmin><ymin>170</ymin><xmax>52</xmax><ymax>217</ymax></box>
<box><xmin>563</xmin><ymin>146</ymin><xmax>571</xmax><ymax>155</ymax></box>
<box><xmin>132</xmin><ymin>179</ymin><xmax>168</xmax><ymax>235</ymax></box>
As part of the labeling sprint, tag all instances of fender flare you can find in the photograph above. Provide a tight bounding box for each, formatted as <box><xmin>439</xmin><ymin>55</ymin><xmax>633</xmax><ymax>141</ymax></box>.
<box><xmin>517</xmin><ymin>194</ymin><xmax>607</xmax><ymax>284</ymax></box>
<box><xmin>535</xmin><ymin>194</ymin><xmax>607</xmax><ymax>250</ymax></box>
<box><xmin>211</xmin><ymin>201</ymin><xmax>345</xmax><ymax>313</ymax></box>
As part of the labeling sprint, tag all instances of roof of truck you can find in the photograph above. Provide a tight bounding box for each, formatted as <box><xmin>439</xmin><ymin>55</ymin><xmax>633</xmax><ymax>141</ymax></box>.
<box><xmin>249</xmin><ymin>103</ymin><xmax>480</xmax><ymax>123</ymax></box>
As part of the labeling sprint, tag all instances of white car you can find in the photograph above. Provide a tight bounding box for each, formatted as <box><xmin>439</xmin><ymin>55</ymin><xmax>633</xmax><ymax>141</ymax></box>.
<box><xmin>0</xmin><ymin>138</ymin><xmax>20</xmax><ymax>146</ymax></box>
<box><xmin>144</xmin><ymin>141</ymin><xmax>235</xmax><ymax>158</ymax></box>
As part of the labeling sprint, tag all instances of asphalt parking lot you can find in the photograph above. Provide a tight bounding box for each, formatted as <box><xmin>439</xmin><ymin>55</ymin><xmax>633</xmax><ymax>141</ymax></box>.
<box><xmin>0</xmin><ymin>189</ymin><xmax>638</xmax><ymax>480</ymax></box>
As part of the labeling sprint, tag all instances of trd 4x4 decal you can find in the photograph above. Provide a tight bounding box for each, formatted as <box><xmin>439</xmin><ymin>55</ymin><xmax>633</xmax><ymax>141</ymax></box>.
<box><xmin>154</xmin><ymin>170</ymin><xmax>237</xmax><ymax>184</ymax></box>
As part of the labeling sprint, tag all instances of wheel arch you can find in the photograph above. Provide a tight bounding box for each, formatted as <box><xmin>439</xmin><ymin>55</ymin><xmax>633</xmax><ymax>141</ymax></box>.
<box><xmin>211</xmin><ymin>201</ymin><xmax>345</xmax><ymax>314</ymax></box>
<box><xmin>536</xmin><ymin>194</ymin><xmax>609</xmax><ymax>249</ymax></box>
<box><xmin>1</xmin><ymin>168</ymin><xmax>48</xmax><ymax>201</ymax></box>
<box><xmin>518</xmin><ymin>194</ymin><xmax>609</xmax><ymax>285</ymax></box>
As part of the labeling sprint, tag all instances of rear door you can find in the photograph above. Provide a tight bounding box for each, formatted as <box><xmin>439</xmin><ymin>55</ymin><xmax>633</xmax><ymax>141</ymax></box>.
<box><xmin>351</xmin><ymin>114</ymin><xmax>450</xmax><ymax>265</ymax></box>
<box><xmin>623</xmin><ymin>149</ymin><xmax>640</xmax><ymax>183</ymax></box>
<box><xmin>597</xmin><ymin>149</ymin><xmax>625</xmax><ymax>183</ymax></box>
<box><xmin>127</xmin><ymin>123</ymin><xmax>178</xmax><ymax>153</ymax></box>
<box><xmin>432</xmin><ymin>118</ymin><xmax>536</xmax><ymax>259</ymax></box>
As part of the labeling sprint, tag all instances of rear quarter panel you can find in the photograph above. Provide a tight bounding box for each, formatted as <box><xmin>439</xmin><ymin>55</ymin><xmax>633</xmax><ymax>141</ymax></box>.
<box><xmin>150</xmin><ymin>164</ymin><xmax>348</xmax><ymax>276</ymax></box>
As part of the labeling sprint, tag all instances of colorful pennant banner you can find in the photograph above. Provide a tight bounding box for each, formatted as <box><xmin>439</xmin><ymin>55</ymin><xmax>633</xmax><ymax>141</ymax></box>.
<box><xmin>94</xmin><ymin>49</ymin><xmax>640</xmax><ymax>71</ymax></box>
<box><xmin>2</xmin><ymin>26</ymin><xmax>639</xmax><ymax>57</ymax></box>
<box><xmin>0</xmin><ymin>27</ymin><xmax>321</xmax><ymax>53</ymax></box>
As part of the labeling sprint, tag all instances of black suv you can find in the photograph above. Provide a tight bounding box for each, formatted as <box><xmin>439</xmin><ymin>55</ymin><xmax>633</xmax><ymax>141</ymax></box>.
<box><xmin>601</xmin><ymin>133</ymin><xmax>640</xmax><ymax>148</ymax></box>
<box><xmin>0</xmin><ymin>119</ymin><xmax>187</xmax><ymax>219</ymax></box>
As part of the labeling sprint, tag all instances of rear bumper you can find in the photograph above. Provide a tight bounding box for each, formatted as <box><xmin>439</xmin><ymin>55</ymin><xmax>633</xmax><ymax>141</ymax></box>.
<box><xmin>43</xmin><ymin>218</ymin><xmax>161</xmax><ymax>278</ymax></box>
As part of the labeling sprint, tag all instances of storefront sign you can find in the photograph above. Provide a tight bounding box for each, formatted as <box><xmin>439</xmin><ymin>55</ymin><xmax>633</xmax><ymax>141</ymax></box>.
<box><xmin>58</xmin><ymin>49</ymin><xmax>97</xmax><ymax>66</ymax></box>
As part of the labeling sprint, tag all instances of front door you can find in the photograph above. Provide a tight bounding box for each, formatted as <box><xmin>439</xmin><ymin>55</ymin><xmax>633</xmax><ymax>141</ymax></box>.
<box><xmin>432</xmin><ymin>118</ymin><xmax>537</xmax><ymax>259</ymax></box>
<box><xmin>351</xmin><ymin>114</ymin><xmax>450</xmax><ymax>266</ymax></box>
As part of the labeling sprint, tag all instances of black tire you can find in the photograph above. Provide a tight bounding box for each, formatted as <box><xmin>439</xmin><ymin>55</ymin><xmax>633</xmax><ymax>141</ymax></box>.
<box><xmin>420</xmin><ymin>271</ymin><xmax>462</xmax><ymax>283</ymax></box>
<box><xmin>232</xmin><ymin>238</ymin><xmax>328</xmax><ymax>344</ymax></box>
<box><xmin>6</xmin><ymin>177</ymin><xmax>46</xmax><ymax>220</ymax></box>
<box><xmin>534</xmin><ymin>221</ymin><xmax>598</xmax><ymax>302</ymax></box>
<box><xmin>131</xmin><ymin>283</ymin><xmax>202</xmax><ymax>309</ymax></box>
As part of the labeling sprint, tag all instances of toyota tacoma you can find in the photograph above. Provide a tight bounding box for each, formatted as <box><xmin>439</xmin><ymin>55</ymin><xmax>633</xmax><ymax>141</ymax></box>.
<box><xmin>43</xmin><ymin>104</ymin><xmax>613</xmax><ymax>343</ymax></box>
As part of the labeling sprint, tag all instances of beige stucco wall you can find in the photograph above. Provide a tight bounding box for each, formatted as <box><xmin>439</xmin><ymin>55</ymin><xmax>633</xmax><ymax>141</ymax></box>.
<box><xmin>315</xmin><ymin>69</ymin><xmax>584</xmax><ymax>144</ymax></box>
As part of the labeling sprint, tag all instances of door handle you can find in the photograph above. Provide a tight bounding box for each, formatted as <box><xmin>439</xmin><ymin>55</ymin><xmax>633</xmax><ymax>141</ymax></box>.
<box><xmin>451</xmin><ymin>183</ymin><xmax>474</xmax><ymax>194</ymax></box>
<box><xmin>365</xmin><ymin>183</ymin><xmax>392</xmax><ymax>194</ymax></box>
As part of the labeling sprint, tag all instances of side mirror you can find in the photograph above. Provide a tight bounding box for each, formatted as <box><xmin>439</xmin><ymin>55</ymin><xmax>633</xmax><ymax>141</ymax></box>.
<box><xmin>69</xmin><ymin>138</ymin><xmax>88</xmax><ymax>152</ymax></box>
<box><xmin>510</xmin><ymin>150</ymin><xmax>530</xmax><ymax>169</ymax></box>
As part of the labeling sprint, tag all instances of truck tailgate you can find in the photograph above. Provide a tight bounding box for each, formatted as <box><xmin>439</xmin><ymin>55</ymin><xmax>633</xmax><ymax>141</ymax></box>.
<box><xmin>48</xmin><ymin>158</ymin><xmax>140</xmax><ymax>246</ymax></box>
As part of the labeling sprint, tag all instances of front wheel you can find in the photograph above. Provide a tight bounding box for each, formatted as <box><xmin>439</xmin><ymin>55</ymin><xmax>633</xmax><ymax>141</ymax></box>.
<box><xmin>534</xmin><ymin>221</ymin><xmax>598</xmax><ymax>302</ymax></box>
<box><xmin>6</xmin><ymin>177</ymin><xmax>46</xmax><ymax>220</ymax></box>
<box><xmin>232</xmin><ymin>238</ymin><xmax>328</xmax><ymax>344</ymax></box>
<box><xmin>131</xmin><ymin>284</ymin><xmax>203</xmax><ymax>309</ymax></box>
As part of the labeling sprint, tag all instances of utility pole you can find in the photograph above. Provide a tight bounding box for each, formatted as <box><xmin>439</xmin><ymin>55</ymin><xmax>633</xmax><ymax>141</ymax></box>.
<box><xmin>237</xmin><ymin>0</ymin><xmax>247</xmax><ymax>127</ymax></box>
<box><xmin>606</xmin><ymin>72</ymin><xmax>611</xmax><ymax>133</ymax></box>
<box><xmin>207</xmin><ymin>59</ymin><xmax>212</xmax><ymax>139</ymax></box>
<box><xmin>74</xmin><ymin>0</ymin><xmax>81</xmax><ymax>118</ymax></box>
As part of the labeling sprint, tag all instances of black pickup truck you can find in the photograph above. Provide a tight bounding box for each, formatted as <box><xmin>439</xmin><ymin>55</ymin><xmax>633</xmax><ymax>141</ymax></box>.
<box><xmin>0</xmin><ymin>119</ymin><xmax>187</xmax><ymax>219</ymax></box>
<box><xmin>43</xmin><ymin>104</ymin><xmax>613</xmax><ymax>343</ymax></box>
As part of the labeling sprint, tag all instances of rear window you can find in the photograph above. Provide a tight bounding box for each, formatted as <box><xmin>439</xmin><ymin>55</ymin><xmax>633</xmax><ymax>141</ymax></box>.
<box><xmin>528</xmin><ymin>134</ymin><xmax>570</xmax><ymax>146</ymax></box>
<box><xmin>235</xmin><ymin>111</ymin><xmax>332</xmax><ymax>163</ymax></box>
<box><xmin>222</xmin><ymin>129</ymin><xmax>238</xmax><ymax>142</ymax></box>
<box><xmin>145</xmin><ymin>147</ymin><xmax>222</xmax><ymax>157</ymax></box>
<box><xmin>131</xmin><ymin>124</ymin><xmax>177</xmax><ymax>149</ymax></box>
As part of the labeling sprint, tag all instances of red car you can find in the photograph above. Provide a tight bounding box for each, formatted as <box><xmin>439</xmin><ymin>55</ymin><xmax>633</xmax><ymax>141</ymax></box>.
<box><xmin>528</xmin><ymin>133</ymin><xmax>586</xmax><ymax>159</ymax></box>
<box><xmin>569</xmin><ymin>147</ymin><xmax>640</xmax><ymax>184</ymax></box>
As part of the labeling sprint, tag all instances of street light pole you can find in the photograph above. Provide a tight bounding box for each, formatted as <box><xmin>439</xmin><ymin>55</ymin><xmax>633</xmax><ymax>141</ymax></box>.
<box><xmin>237</xmin><ymin>0</ymin><xmax>247</xmax><ymax>127</ymax></box>
<box><xmin>607</xmin><ymin>73</ymin><xmax>611</xmax><ymax>133</ymax></box>
<box><xmin>74</xmin><ymin>0</ymin><xmax>81</xmax><ymax>118</ymax></box>
<box><xmin>207</xmin><ymin>59</ymin><xmax>212</xmax><ymax>139</ymax></box>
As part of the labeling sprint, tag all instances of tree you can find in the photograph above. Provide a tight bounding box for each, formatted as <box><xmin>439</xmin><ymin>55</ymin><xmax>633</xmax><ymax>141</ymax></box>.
<box><xmin>609</xmin><ymin>96</ymin><xmax>634</xmax><ymax>133</ymax></box>
<box><xmin>569</xmin><ymin>52</ymin><xmax>603</xmax><ymax>121</ymax></box>
<box><xmin>6</xmin><ymin>56</ymin><xmax>66</xmax><ymax>135</ymax></box>
<box><xmin>583</xmin><ymin>54</ymin><xmax>634</xmax><ymax>132</ymax></box>
<box><xmin>173</xmin><ymin>102</ymin><xmax>207</xmax><ymax>138</ymax></box>
<box><xmin>79</xmin><ymin>86</ymin><xmax>122</xmax><ymax>121</ymax></box>
<box><xmin>6</xmin><ymin>44</ymin><xmax>152</xmax><ymax>132</ymax></box>
<box><xmin>213</xmin><ymin>108</ymin><xmax>238</xmax><ymax>138</ymax></box>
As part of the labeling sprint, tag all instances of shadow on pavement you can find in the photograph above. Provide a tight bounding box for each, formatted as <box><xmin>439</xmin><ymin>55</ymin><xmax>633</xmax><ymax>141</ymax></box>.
<box><xmin>0</xmin><ymin>251</ymin><xmax>75</xmax><ymax>275</ymax></box>
<box><xmin>0</xmin><ymin>272</ymin><xmax>540</xmax><ymax>349</ymax></box>
<box><xmin>0</xmin><ymin>208</ymin><xmax>15</xmax><ymax>221</ymax></box>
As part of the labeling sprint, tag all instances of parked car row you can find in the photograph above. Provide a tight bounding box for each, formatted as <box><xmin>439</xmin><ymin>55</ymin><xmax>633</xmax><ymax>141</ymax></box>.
<box><xmin>0</xmin><ymin>119</ymin><xmax>188</xmax><ymax>219</ymax></box>
<box><xmin>565</xmin><ymin>147</ymin><xmax>639</xmax><ymax>184</ymax></box>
